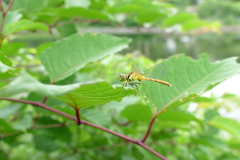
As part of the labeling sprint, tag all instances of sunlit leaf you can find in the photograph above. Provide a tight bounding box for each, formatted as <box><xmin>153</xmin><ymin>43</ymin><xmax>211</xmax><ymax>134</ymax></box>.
<box><xmin>0</xmin><ymin>51</ymin><xmax>12</xmax><ymax>66</ymax></box>
<box><xmin>208</xmin><ymin>116</ymin><xmax>240</xmax><ymax>138</ymax></box>
<box><xmin>0</xmin><ymin>70</ymin><xmax>82</xmax><ymax>97</ymax></box>
<box><xmin>12</xmin><ymin>0</ymin><xmax>45</xmax><ymax>12</ymax></box>
<box><xmin>136</xmin><ymin>11</ymin><xmax>164</xmax><ymax>23</ymax></box>
<box><xmin>57</xmin><ymin>7</ymin><xmax>111</xmax><ymax>20</ymax></box>
<box><xmin>158</xmin><ymin>110</ymin><xmax>202</xmax><ymax>125</ymax></box>
<box><xmin>105</xmin><ymin>0</ymin><xmax>159</xmax><ymax>14</ymax></box>
<box><xmin>182</xmin><ymin>19</ymin><xmax>207</xmax><ymax>31</ymax></box>
<box><xmin>4</xmin><ymin>19</ymin><xmax>48</xmax><ymax>34</ymax></box>
<box><xmin>191</xmin><ymin>135</ymin><xmax>229</xmax><ymax>151</ymax></box>
<box><xmin>141</xmin><ymin>54</ymin><xmax>240</xmax><ymax>114</ymax></box>
<box><xmin>40</xmin><ymin>33</ymin><xmax>131</xmax><ymax>83</ymax></box>
<box><xmin>163</xmin><ymin>13</ymin><xmax>197</xmax><ymax>27</ymax></box>
<box><xmin>54</xmin><ymin>82</ymin><xmax>136</xmax><ymax>109</ymax></box>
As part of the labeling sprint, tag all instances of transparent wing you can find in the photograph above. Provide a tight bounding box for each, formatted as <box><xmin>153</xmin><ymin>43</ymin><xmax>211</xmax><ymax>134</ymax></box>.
<box><xmin>132</xmin><ymin>63</ymin><xmax>169</xmax><ymax>79</ymax></box>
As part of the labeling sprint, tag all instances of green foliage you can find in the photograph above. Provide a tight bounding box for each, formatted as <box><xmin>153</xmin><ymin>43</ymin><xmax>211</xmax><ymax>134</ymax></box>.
<box><xmin>0</xmin><ymin>0</ymin><xmax>240</xmax><ymax>160</ymax></box>
<box><xmin>40</xmin><ymin>33</ymin><xmax>131</xmax><ymax>83</ymax></box>
<box><xmin>55</xmin><ymin>81</ymin><xmax>136</xmax><ymax>109</ymax></box>
<box><xmin>0</xmin><ymin>70</ymin><xmax>82</xmax><ymax>97</ymax></box>
<box><xmin>141</xmin><ymin>54</ymin><xmax>240</xmax><ymax>114</ymax></box>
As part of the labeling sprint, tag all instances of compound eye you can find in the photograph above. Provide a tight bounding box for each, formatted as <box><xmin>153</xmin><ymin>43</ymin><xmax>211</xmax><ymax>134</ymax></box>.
<box><xmin>118</xmin><ymin>74</ymin><xmax>126</xmax><ymax>82</ymax></box>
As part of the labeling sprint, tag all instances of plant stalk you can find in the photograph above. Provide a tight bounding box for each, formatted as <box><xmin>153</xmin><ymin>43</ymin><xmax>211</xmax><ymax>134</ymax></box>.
<box><xmin>0</xmin><ymin>97</ymin><xmax>167</xmax><ymax>160</ymax></box>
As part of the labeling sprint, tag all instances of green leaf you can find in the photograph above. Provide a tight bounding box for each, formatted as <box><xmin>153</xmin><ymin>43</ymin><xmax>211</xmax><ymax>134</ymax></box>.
<box><xmin>163</xmin><ymin>13</ymin><xmax>197</xmax><ymax>27</ymax></box>
<box><xmin>158</xmin><ymin>110</ymin><xmax>202</xmax><ymax>125</ymax></box>
<box><xmin>33</xmin><ymin>134</ymin><xmax>59</xmax><ymax>152</ymax></box>
<box><xmin>0</xmin><ymin>119</ymin><xmax>13</xmax><ymax>132</ymax></box>
<box><xmin>37</xmin><ymin>118</ymin><xmax>72</xmax><ymax>142</ymax></box>
<box><xmin>191</xmin><ymin>135</ymin><xmax>229</xmax><ymax>152</ymax></box>
<box><xmin>0</xmin><ymin>61</ymin><xmax>11</xmax><ymax>73</ymax></box>
<box><xmin>121</xmin><ymin>103</ymin><xmax>152</xmax><ymax>121</ymax></box>
<box><xmin>208</xmin><ymin>116</ymin><xmax>240</xmax><ymax>138</ymax></box>
<box><xmin>4</xmin><ymin>19</ymin><xmax>48</xmax><ymax>34</ymax></box>
<box><xmin>40</xmin><ymin>33</ymin><xmax>131</xmax><ymax>83</ymax></box>
<box><xmin>65</xmin><ymin>0</ymin><xmax>90</xmax><ymax>8</ymax></box>
<box><xmin>57</xmin><ymin>22</ymin><xmax>77</xmax><ymax>36</ymax></box>
<box><xmin>12</xmin><ymin>115</ymin><xmax>32</xmax><ymax>131</ymax></box>
<box><xmin>141</xmin><ymin>54</ymin><xmax>240</xmax><ymax>114</ymax></box>
<box><xmin>82</xmin><ymin>109</ymin><xmax>111</xmax><ymax>127</ymax></box>
<box><xmin>105</xmin><ymin>0</ymin><xmax>159</xmax><ymax>14</ymax></box>
<box><xmin>182</xmin><ymin>19</ymin><xmax>207</xmax><ymax>31</ymax></box>
<box><xmin>136</xmin><ymin>11</ymin><xmax>164</xmax><ymax>23</ymax></box>
<box><xmin>54</xmin><ymin>82</ymin><xmax>136</xmax><ymax>109</ymax></box>
<box><xmin>0</xmin><ymin>70</ymin><xmax>82</xmax><ymax>97</ymax></box>
<box><xmin>0</xmin><ymin>51</ymin><xmax>12</xmax><ymax>66</ymax></box>
<box><xmin>1</xmin><ymin>42</ymin><xmax>26</xmax><ymax>56</ymax></box>
<box><xmin>57</xmin><ymin>7</ymin><xmax>111</xmax><ymax>20</ymax></box>
<box><xmin>0</xmin><ymin>104</ymin><xmax>22</xmax><ymax>119</ymax></box>
<box><xmin>12</xmin><ymin>0</ymin><xmax>45</xmax><ymax>12</ymax></box>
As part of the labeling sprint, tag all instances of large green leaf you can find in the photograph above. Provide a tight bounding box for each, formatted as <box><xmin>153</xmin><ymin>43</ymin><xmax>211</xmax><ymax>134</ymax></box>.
<box><xmin>40</xmin><ymin>33</ymin><xmax>131</xmax><ymax>83</ymax></box>
<box><xmin>0</xmin><ymin>70</ymin><xmax>82</xmax><ymax>97</ymax></box>
<box><xmin>208</xmin><ymin>116</ymin><xmax>240</xmax><ymax>138</ymax></box>
<box><xmin>141</xmin><ymin>54</ymin><xmax>240</xmax><ymax>114</ymax></box>
<box><xmin>54</xmin><ymin>82</ymin><xmax>136</xmax><ymax>109</ymax></box>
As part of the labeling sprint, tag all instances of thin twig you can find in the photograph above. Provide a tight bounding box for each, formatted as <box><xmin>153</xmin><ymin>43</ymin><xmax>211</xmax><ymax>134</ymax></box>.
<box><xmin>0</xmin><ymin>0</ymin><xmax>15</xmax><ymax>46</ymax></box>
<box><xmin>0</xmin><ymin>97</ymin><xmax>168</xmax><ymax>160</ymax></box>
<box><xmin>141</xmin><ymin>115</ymin><xmax>157</xmax><ymax>143</ymax></box>
<box><xmin>75</xmin><ymin>108</ymin><xmax>81</xmax><ymax>125</ymax></box>
<box><xmin>5</xmin><ymin>0</ymin><xmax>15</xmax><ymax>14</ymax></box>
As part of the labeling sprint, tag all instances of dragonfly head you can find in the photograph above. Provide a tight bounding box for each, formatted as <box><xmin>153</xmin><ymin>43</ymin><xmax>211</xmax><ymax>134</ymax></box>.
<box><xmin>118</xmin><ymin>74</ymin><xmax>126</xmax><ymax>82</ymax></box>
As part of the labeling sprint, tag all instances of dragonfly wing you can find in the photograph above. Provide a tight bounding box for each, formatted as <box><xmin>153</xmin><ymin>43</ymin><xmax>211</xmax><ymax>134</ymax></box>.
<box><xmin>131</xmin><ymin>64</ymin><xmax>145</xmax><ymax>74</ymax></box>
<box><xmin>142</xmin><ymin>63</ymin><xmax>169</xmax><ymax>79</ymax></box>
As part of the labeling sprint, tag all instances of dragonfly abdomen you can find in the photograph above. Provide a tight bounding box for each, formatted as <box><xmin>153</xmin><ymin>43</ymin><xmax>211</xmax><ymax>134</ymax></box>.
<box><xmin>142</xmin><ymin>77</ymin><xmax>172</xmax><ymax>86</ymax></box>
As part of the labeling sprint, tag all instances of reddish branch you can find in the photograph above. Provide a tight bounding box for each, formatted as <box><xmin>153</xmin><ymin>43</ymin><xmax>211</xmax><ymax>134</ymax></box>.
<box><xmin>0</xmin><ymin>0</ymin><xmax>15</xmax><ymax>34</ymax></box>
<box><xmin>141</xmin><ymin>115</ymin><xmax>157</xmax><ymax>143</ymax></box>
<box><xmin>0</xmin><ymin>97</ymin><xmax>167</xmax><ymax>160</ymax></box>
<box><xmin>75</xmin><ymin>108</ymin><xmax>81</xmax><ymax>125</ymax></box>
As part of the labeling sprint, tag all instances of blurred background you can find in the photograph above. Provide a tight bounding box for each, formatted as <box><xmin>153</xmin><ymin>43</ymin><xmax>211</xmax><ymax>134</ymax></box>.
<box><xmin>1</xmin><ymin>0</ymin><xmax>240</xmax><ymax>160</ymax></box>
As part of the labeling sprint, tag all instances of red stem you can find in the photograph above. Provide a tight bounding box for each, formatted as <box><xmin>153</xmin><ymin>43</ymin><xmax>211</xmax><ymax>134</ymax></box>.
<box><xmin>141</xmin><ymin>115</ymin><xmax>157</xmax><ymax>143</ymax></box>
<box><xmin>0</xmin><ymin>97</ymin><xmax>167</xmax><ymax>160</ymax></box>
<box><xmin>75</xmin><ymin>108</ymin><xmax>81</xmax><ymax>125</ymax></box>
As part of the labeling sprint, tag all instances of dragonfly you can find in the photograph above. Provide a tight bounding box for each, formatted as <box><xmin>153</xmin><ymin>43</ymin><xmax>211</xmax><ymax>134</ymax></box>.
<box><xmin>117</xmin><ymin>63</ymin><xmax>172</xmax><ymax>92</ymax></box>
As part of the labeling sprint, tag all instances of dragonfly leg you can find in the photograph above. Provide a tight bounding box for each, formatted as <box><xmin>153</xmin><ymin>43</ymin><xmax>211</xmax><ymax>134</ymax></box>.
<box><xmin>129</xmin><ymin>82</ymin><xmax>141</xmax><ymax>93</ymax></box>
<box><xmin>123</xmin><ymin>82</ymin><xmax>128</xmax><ymax>87</ymax></box>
